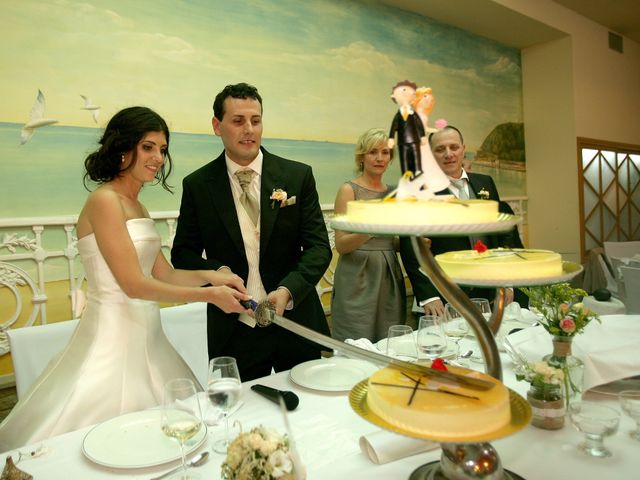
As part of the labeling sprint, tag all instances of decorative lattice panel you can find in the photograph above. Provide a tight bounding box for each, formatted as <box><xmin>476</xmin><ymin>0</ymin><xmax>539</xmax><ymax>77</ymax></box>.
<box><xmin>579</xmin><ymin>139</ymin><xmax>640</xmax><ymax>258</ymax></box>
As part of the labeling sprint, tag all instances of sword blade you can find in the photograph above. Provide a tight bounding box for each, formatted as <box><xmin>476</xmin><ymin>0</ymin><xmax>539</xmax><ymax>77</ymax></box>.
<box><xmin>265</xmin><ymin>310</ymin><xmax>493</xmax><ymax>391</ymax></box>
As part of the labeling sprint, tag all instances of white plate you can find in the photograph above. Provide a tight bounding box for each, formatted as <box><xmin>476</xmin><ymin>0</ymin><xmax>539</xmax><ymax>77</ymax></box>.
<box><xmin>289</xmin><ymin>357</ymin><xmax>378</xmax><ymax>392</ymax></box>
<box><xmin>331</xmin><ymin>213</ymin><xmax>520</xmax><ymax>236</ymax></box>
<box><xmin>589</xmin><ymin>376</ymin><xmax>640</xmax><ymax>396</ymax></box>
<box><xmin>82</xmin><ymin>409</ymin><xmax>207</xmax><ymax>469</ymax></box>
<box><xmin>445</xmin><ymin>261</ymin><xmax>583</xmax><ymax>287</ymax></box>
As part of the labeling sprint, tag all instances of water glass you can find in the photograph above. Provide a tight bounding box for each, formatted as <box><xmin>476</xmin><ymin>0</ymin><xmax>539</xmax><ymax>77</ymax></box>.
<box><xmin>386</xmin><ymin>325</ymin><xmax>417</xmax><ymax>361</ymax></box>
<box><xmin>618</xmin><ymin>390</ymin><xmax>640</xmax><ymax>440</ymax></box>
<box><xmin>568</xmin><ymin>402</ymin><xmax>620</xmax><ymax>458</ymax></box>
<box><xmin>416</xmin><ymin>315</ymin><xmax>447</xmax><ymax>359</ymax></box>
<box><xmin>161</xmin><ymin>378</ymin><xmax>203</xmax><ymax>479</ymax></box>
<box><xmin>208</xmin><ymin>357</ymin><xmax>242</xmax><ymax>454</ymax></box>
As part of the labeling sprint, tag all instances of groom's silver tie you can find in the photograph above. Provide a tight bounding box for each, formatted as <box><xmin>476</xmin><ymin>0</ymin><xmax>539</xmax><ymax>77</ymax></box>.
<box><xmin>235</xmin><ymin>169</ymin><xmax>259</xmax><ymax>226</ymax></box>
<box><xmin>452</xmin><ymin>178</ymin><xmax>469</xmax><ymax>200</ymax></box>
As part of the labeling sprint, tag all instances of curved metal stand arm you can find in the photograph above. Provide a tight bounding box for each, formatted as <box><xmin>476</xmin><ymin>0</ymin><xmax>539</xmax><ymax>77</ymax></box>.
<box><xmin>409</xmin><ymin>236</ymin><xmax>502</xmax><ymax>381</ymax></box>
<box><xmin>488</xmin><ymin>288</ymin><xmax>506</xmax><ymax>335</ymax></box>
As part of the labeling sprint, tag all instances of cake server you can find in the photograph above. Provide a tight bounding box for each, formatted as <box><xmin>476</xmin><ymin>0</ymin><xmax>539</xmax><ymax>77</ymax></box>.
<box><xmin>246</xmin><ymin>301</ymin><xmax>494</xmax><ymax>391</ymax></box>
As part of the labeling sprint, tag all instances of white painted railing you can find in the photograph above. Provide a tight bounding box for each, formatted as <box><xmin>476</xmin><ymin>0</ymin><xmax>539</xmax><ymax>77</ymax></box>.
<box><xmin>0</xmin><ymin>198</ymin><xmax>527</xmax><ymax>354</ymax></box>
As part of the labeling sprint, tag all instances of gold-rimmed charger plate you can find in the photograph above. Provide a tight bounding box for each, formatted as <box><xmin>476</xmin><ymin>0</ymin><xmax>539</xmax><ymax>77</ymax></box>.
<box><xmin>445</xmin><ymin>261</ymin><xmax>584</xmax><ymax>288</ymax></box>
<box><xmin>349</xmin><ymin>380</ymin><xmax>531</xmax><ymax>443</ymax></box>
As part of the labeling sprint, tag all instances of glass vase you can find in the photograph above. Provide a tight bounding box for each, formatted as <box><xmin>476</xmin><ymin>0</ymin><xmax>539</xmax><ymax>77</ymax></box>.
<box><xmin>527</xmin><ymin>383</ymin><xmax>565</xmax><ymax>430</ymax></box>
<box><xmin>543</xmin><ymin>335</ymin><xmax>584</xmax><ymax>408</ymax></box>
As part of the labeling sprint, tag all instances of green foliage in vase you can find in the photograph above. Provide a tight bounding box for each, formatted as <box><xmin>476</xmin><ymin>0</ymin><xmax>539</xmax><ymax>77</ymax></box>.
<box><xmin>522</xmin><ymin>283</ymin><xmax>600</xmax><ymax>337</ymax></box>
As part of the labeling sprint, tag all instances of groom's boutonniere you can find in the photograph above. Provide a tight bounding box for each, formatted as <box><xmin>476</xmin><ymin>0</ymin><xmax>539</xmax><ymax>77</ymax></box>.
<box><xmin>478</xmin><ymin>188</ymin><xmax>490</xmax><ymax>200</ymax></box>
<box><xmin>270</xmin><ymin>188</ymin><xmax>288</xmax><ymax>208</ymax></box>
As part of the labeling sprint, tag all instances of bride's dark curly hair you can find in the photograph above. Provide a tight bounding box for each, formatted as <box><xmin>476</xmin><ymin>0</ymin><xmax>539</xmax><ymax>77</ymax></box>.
<box><xmin>83</xmin><ymin>106</ymin><xmax>174</xmax><ymax>192</ymax></box>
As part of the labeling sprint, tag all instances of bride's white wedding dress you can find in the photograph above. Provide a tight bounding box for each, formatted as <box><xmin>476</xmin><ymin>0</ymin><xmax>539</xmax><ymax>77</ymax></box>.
<box><xmin>0</xmin><ymin>218</ymin><xmax>200</xmax><ymax>451</ymax></box>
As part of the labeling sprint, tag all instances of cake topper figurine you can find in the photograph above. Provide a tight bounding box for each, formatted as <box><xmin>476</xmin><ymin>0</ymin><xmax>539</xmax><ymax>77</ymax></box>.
<box><xmin>388</xmin><ymin>80</ymin><xmax>425</xmax><ymax>180</ymax></box>
<box><xmin>388</xmin><ymin>82</ymin><xmax>450</xmax><ymax>200</ymax></box>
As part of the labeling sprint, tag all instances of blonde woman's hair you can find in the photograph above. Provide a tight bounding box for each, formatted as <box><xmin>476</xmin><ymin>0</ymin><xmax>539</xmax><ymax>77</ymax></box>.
<box><xmin>354</xmin><ymin>128</ymin><xmax>394</xmax><ymax>172</ymax></box>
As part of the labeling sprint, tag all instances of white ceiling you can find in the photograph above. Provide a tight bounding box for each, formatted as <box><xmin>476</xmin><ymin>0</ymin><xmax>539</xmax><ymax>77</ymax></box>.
<box><xmin>382</xmin><ymin>0</ymin><xmax>640</xmax><ymax>48</ymax></box>
<box><xmin>552</xmin><ymin>0</ymin><xmax>640</xmax><ymax>44</ymax></box>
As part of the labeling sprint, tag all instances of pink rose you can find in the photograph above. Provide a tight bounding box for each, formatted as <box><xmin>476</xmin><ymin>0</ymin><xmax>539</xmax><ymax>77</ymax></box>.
<box><xmin>559</xmin><ymin>317</ymin><xmax>576</xmax><ymax>333</ymax></box>
<box><xmin>559</xmin><ymin>303</ymin><xmax>570</xmax><ymax>314</ymax></box>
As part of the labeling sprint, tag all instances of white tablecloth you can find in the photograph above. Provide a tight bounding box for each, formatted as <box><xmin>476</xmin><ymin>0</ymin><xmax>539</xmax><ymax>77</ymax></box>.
<box><xmin>2</xmin><ymin>317</ymin><xmax>639</xmax><ymax>480</ymax></box>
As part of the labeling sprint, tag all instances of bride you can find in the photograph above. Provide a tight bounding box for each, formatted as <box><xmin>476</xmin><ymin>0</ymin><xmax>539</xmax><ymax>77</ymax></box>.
<box><xmin>0</xmin><ymin>106</ymin><xmax>253</xmax><ymax>451</ymax></box>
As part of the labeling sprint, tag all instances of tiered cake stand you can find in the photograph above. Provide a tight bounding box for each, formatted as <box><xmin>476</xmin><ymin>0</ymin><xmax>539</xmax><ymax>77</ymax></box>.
<box><xmin>331</xmin><ymin>214</ymin><xmax>583</xmax><ymax>480</ymax></box>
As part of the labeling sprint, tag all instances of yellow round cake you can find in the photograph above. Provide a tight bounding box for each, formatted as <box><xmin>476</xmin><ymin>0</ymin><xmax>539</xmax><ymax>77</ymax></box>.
<box><xmin>366</xmin><ymin>365</ymin><xmax>510</xmax><ymax>439</ymax></box>
<box><xmin>435</xmin><ymin>248</ymin><xmax>563</xmax><ymax>280</ymax></box>
<box><xmin>344</xmin><ymin>198</ymin><xmax>498</xmax><ymax>225</ymax></box>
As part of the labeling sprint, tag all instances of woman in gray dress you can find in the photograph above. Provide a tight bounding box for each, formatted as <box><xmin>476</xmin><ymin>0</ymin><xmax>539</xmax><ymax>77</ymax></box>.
<box><xmin>331</xmin><ymin>128</ymin><xmax>407</xmax><ymax>342</ymax></box>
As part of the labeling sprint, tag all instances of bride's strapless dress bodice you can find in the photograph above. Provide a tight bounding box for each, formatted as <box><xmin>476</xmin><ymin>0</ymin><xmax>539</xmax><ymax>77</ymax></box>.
<box><xmin>0</xmin><ymin>219</ymin><xmax>200</xmax><ymax>451</ymax></box>
<box><xmin>78</xmin><ymin>218</ymin><xmax>159</xmax><ymax>303</ymax></box>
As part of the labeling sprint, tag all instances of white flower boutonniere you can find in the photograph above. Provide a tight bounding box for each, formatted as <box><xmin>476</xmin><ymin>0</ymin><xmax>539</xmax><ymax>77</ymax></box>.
<box><xmin>478</xmin><ymin>188</ymin><xmax>490</xmax><ymax>200</ymax></box>
<box><xmin>270</xmin><ymin>189</ymin><xmax>288</xmax><ymax>208</ymax></box>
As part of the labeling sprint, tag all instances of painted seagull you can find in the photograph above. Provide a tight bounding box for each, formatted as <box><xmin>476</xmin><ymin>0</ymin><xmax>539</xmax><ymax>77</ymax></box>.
<box><xmin>80</xmin><ymin>94</ymin><xmax>100</xmax><ymax>123</ymax></box>
<box><xmin>20</xmin><ymin>89</ymin><xmax>59</xmax><ymax>145</ymax></box>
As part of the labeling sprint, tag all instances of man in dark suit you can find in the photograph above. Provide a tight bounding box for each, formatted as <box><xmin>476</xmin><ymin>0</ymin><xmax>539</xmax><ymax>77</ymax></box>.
<box><xmin>171</xmin><ymin>83</ymin><xmax>332</xmax><ymax>381</ymax></box>
<box><xmin>401</xmin><ymin>125</ymin><xmax>524</xmax><ymax>317</ymax></box>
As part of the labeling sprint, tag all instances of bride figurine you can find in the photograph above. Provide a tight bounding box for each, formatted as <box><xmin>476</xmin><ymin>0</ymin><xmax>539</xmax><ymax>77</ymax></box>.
<box><xmin>0</xmin><ymin>107</ymin><xmax>253</xmax><ymax>451</ymax></box>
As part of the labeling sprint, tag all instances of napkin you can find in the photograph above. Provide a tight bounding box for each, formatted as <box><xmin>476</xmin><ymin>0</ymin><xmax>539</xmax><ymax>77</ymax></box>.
<box><xmin>508</xmin><ymin>315</ymin><xmax>640</xmax><ymax>391</ymax></box>
<box><xmin>359</xmin><ymin>430</ymin><xmax>438</xmax><ymax>465</ymax></box>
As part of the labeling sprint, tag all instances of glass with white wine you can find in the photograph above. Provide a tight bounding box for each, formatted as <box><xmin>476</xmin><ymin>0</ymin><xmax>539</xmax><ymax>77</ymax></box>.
<box><xmin>208</xmin><ymin>356</ymin><xmax>242</xmax><ymax>454</ymax></box>
<box><xmin>161</xmin><ymin>378</ymin><xmax>203</xmax><ymax>480</ymax></box>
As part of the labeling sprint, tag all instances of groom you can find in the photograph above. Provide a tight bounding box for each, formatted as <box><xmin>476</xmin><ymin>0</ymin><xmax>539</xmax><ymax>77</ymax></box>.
<box><xmin>171</xmin><ymin>83</ymin><xmax>332</xmax><ymax>381</ymax></box>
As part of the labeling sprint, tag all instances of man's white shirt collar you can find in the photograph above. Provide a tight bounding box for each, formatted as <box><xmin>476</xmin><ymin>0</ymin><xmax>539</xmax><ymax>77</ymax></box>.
<box><xmin>225</xmin><ymin>150</ymin><xmax>264</xmax><ymax>177</ymax></box>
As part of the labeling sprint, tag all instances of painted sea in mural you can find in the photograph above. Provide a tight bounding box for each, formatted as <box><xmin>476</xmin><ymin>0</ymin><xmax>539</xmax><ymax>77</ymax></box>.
<box><xmin>0</xmin><ymin>122</ymin><xmax>525</xmax><ymax>219</ymax></box>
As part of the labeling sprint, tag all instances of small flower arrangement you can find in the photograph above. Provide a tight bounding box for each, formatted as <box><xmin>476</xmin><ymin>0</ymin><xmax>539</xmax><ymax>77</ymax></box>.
<box><xmin>221</xmin><ymin>425</ymin><xmax>298</xmax><ymax>480</ymax></box>
<box><xmin>515</xmin><ymin>361</ymin><xmax>564</xmax><ymax>401</ymax></box>
<box><xmin>270</xmin><ymin>189</ymin><xmax>287</xmax><ymax>208</ymax></box>
<box><xmin>521</xmin><ymin>283</ymin><xmax>600</xmax><ymax>337</ymax></box>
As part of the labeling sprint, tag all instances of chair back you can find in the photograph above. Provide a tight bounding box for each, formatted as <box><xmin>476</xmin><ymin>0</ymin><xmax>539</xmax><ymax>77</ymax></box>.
<box><xmin>7</xmin><ymin>302</ymin><xmax>208</xmax><ymax>399</ymax></box>
<box><xmin>620</xmin><ymin>266</ymin><xmax>640</xmax><ymax>314</ymax></box>
<box><xmin>7</xmin><ymin>320</ymin><xmax>79</xmax><ymax>399</ymax></box>
<box><xmin>603</xmin><ymin>241</ymin><xmax>640</xmax><ymax>260</ymax></box>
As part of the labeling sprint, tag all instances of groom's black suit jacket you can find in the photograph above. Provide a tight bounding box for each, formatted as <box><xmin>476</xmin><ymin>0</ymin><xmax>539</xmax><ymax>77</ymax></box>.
<box><xmin>171</xmin><ymin>147</ymin><xmax>331</xmax><ymax>361</ymax></box>
<box><xmin>400</xmin><ymin>172</ymin><xmax>524</xmax><ymax>303</ymax></box>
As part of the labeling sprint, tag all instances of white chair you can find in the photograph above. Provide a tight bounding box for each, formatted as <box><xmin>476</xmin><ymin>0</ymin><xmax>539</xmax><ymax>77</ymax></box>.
<box><xmin>7</xmin><ymin>320</ymin><xmax>79</xmax><ymax>399</ymax></box>
<box><xmin>603</xmin><ymin>241</ymin><xmax>640</xmax><ymax>260</ymax></box>
<box><xmin>7</xmin><ymin>302</ymin><xmax>208</xmax><ymax>399</ymax></box>
<box><xmin>620</xmin><ymin>266</ymin><xmax>640</xmax><ymax>314</ymax></box>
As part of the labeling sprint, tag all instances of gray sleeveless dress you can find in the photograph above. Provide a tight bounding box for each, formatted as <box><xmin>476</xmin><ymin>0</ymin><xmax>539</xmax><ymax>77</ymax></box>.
<box><xmin>331</xmin><ymin>182</ymin><xmax>407</xmax><ymax>342</ymax></box>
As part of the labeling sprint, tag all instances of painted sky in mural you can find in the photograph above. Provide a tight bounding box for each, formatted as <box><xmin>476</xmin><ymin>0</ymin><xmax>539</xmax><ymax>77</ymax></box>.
<box><xmin>0</xmin><ymin>0</ymin><xmax>521</xmax><ymax>149</ymax></box>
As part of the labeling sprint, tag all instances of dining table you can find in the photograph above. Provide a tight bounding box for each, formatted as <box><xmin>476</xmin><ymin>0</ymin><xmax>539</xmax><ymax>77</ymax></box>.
<box><xmin>2</xmin><ymin>314</ymin><xmax>639</xmax><ymax>480</ymax></box>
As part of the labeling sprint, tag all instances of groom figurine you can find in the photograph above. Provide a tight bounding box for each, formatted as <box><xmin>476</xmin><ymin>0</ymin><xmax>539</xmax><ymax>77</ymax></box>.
<box><xmin>171</xmin><ymin>83</ymin><xmax>332</xmax><ymax>381</ymax></box>
<box><xmin>387</xmin><ymin>80</ymin><xmax>426</xmax><ymax>179</ymax></box>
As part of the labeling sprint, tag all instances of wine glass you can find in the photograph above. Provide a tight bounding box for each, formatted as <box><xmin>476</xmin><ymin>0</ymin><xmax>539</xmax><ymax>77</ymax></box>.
<box><xmin>161</xmin><ymin>378</ymin><xmax>204</xmax><ymax>479</ymax></box>
<box><xmin>618</xmin><ymin>390</ymin><xmax>640</xmax><ymax>440</ymax></box>
<box><xmin>469</xmin><ymin>299</ymin><xmax>491</xmax><ymax>363</ymax></box>
<box><xmin>443</xmin><ymin>304</ymin><xmax>470</xmax><ymax>343</ymax></box>
<box><xmin>443</xmin><ymin>304</ymin><xmax>470</xmax><ymax>366</ymax></box>
<box><xmin>208</xmin><ymin>356</ymin><xmax>242</xmax><ymax>454</ymax></box>
<box><xmin>386</xmin><ymin>325</ymin><xmax>418</xmax><ymax>361</ymax></box>
<box><xmin>416</xmin><ymin>315</ymin><xmax>447</xmax><ymax>360</ymax></box>
<box><xmin>568</xmin><ymin>402</ymin><xmax>620</xmax><ymax>458</ymax></box>
<box><xmin>471</xmin><ymin>298</ymin><xmax>492</xmax><ymax>320</ymax></box>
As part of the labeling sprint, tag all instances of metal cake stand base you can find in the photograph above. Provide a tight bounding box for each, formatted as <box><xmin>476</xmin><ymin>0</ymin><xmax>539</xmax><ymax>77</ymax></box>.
<box><xmin>410</xmin><ymin>461</ymin><xmax>525</xmax><ymax>480</ymax></box>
